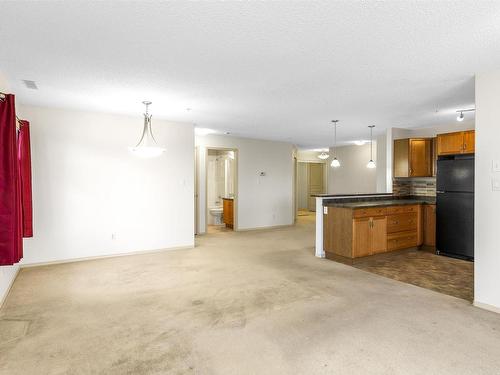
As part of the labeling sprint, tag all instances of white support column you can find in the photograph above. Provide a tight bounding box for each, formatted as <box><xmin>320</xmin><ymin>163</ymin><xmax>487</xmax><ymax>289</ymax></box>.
<box><xmin>315</xmin><ymin>197</ymin><xmax>325</xmax><ymax>258</ymax></box>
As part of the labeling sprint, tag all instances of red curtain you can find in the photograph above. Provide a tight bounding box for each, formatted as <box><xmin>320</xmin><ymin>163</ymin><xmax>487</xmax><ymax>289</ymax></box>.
<box><xmin>0</xmin><ymin>94</ymin><xmax>24</xmax><ymax>265</ymax></box>
<box><xmin>18</xmin><ymin>120</ymin><xmax>33</xmax><ymax>238</ymax></box>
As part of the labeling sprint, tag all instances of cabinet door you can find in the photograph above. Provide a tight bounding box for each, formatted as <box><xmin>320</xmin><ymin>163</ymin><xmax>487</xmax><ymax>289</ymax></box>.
<box><xmin>352</xmin><ymin>218</ymin><xmax>371</xmax><ymax>258</ymax></box>
<box><xmin>423</xmin><ymin>204</ymin><xmax>436</xmax><ymax>247</ymax></box>
<box><xmin>393</xmin><ymin>139</ymin><xmax>409</xmax><ymax>178</ymax></box>
<box><xmin>371</xmin><ymin>216</ymin><xmax>387</xmax><ymax>254</ymax></box>
<box><xmin>409</xmin><ymin>139</ymin><xmax>432</xmax><ymax>177</ymax></box>
<box><xmin>463</xmin><ymin>130</ymin><xmax>475</xmax><ymax>154</ymax></box>
<box><xmin>437</xmin><ymin>132</ymin><xmax>464</xmax><ymax>155</ymax></box>
<box><xmin>223</xmin><ymin>199</ymin><xmax>233</xmax><ymax>226</ymax></box>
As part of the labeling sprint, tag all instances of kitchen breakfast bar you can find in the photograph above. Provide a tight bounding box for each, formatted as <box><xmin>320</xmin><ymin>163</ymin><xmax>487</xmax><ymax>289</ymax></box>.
<box><xmin>314</xmin><ymin>193</ymin><xmax>436</xmax><ymax>262</ymax></box>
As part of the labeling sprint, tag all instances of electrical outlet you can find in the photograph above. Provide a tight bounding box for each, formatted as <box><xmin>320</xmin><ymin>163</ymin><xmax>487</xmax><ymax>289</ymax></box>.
<box><xmin>111</xmin><ymin>233</ymin><xmax>117</xmax><ymax>240</ymax></box>
<box><xmin>493</xmin><ymin>160</ymin><xmax>500</xmax><ymax>172</ymax></box>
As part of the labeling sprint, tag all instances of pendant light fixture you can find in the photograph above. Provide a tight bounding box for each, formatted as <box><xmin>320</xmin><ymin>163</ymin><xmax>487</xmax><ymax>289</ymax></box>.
<box><xmin>366</xmin><ymin>125</ymin><xmax>376</xmax><ymax>169</ymax></box>
<box><xmin>130</xmin><ymin>101</ymin><xmax>166</xmax><ymax>158</ymax></box>
<box><xmin>330</xmin><ymin>120</ymin><xmax>340</xmax><ymax>168</ymax></box>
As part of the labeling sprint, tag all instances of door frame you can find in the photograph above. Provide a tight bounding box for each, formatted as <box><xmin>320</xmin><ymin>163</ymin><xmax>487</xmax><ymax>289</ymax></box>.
<box><xmin>201</xmin><ymin>147</ymin><xmax>239</xmax><ymax>233</ymax></box>
<box><xmin>296</xmin><ymin>160</ymin><xmax>328</xmax><ymax>214</ymax></box>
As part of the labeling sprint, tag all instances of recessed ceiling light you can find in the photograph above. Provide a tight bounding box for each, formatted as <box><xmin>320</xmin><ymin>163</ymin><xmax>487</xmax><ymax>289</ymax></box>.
<box><xmin>194</xmin><ymin>127</ymin><xmax>216</xmax><ymax>136</ymax></box>
<box><xmin>22</xmin><ymin>80</ymin><xmax>38</xmax><ymax>90</ymax></box>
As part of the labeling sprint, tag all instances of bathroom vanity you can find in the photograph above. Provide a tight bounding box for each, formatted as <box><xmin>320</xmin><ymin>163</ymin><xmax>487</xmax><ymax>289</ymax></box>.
<box><xmin>222</xmin><ymin>198</ymin><xmax>234</xmax><ymax>228</ymax></box>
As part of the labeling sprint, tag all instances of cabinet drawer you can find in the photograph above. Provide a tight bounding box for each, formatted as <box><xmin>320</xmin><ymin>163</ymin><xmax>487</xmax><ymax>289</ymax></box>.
<box><xmin>387</xmin><ymin>231</ymin><xmax>418</xmax><ymax>251</ymax></box>
<box><xmin>386</xmin><ymin>205</ymin><xmax>419</xmax><ymax>215</ymax></box>
<box><xmin>353</xmin><ymin>207</ymin><xmax>387</xmax><ymax>218</ymax></box>
<box><xmin>387</xmin><ymin>213</ymin><xmax>418</xmax><ymax>233</ymax></box>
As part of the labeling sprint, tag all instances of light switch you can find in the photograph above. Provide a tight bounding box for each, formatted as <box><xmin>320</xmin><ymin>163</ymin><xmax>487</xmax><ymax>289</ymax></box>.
<box><xmin>323</xmin><ymin>206</ymin><xmax>328</xmax><ymax>214</ymax></box>
<box><xmin>493</xmin><ymin>160</ymin><xmax>500</xmax><ymax>172</ymax></box>
<box><xmin>492</xmin><ymin>178</ymin><xmax>500</xmax><ymax>191</ymax></box>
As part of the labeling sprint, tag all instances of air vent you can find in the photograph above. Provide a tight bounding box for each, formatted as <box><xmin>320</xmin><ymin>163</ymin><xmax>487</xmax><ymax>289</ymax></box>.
<box><xmin>22</xmin><ymin>80</ymin><xmax>38</xmax><ymax>90</ymax></box>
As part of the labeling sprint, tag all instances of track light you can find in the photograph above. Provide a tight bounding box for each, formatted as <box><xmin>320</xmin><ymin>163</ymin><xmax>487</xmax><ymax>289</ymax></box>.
<box><xmin>456</xmin><ymin>108</ymin><xmax>475</xmax><ymax>122</ymax></box>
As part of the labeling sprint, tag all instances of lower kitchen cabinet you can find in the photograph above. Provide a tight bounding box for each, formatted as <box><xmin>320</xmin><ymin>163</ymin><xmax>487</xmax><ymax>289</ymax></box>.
<box><xmin>423</xmin><ymin>204</ymin><xmax>436</xmax><ymax>247</ymax></box>
<box><xmin>324</xmin><ymin>204</ymin><xmax>427</xmax><ymax>263</ymax></box>
<box><xmin>352</xmin><ymin>216</ymin><xmax>387</xmax><ymax>257</ymax></box>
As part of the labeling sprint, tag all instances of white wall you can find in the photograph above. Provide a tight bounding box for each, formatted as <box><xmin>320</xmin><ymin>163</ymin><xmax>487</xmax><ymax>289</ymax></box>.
<box><xmin>474</xmin><ymin>70</ymin><xmax>500</xmax><ymax>311</ymax></box>
<box><xmin>327</xmin><ymin>143</ymin><xmax>378</xmax><ymax>194</ymax></box>
<box><xmin>392</xmin><ymin>122</ymin><xmax>475</xmax><ymax>139</ymax></box>
<box><xmin>0</xmin><ymin>73</ymin><xmax>20</xmax><ymax>306</ymax></box>
<box><xmin>17</xmin><ymin>105</ymin><xmax>195</xmax><ymax>265</ymax></box>
<box><xmin>196</xmin><ymin>134</ymin><xmax>294</xmax><ymax>231</ymax></box>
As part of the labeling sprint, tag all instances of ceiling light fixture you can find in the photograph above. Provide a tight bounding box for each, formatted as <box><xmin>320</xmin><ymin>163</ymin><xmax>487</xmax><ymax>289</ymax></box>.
<box><xmin>129</xmin><ymin>101</ymin><xmax>165</xmax><ymax>158</ymax></box>
<box><xmin>354</xmin><ymin>140</ymin><xmax>367</xmax><ymax>146</ymax></box>
<box><xmin>330</xmin><ymin>120</ymin><xmax>340</xmax><ymax>168</ymax></box>
<box><xmin>318</xmin><ymin>151</ymin><xmax>329</xmax><ymax>160</ymax></box>
<box><xmin>456</xmin><ymin>108</ymin><xmax>475</xmax><ymax>122</ymax></box>
<box><xmin>367</xmin><ymin>125</ymin><xmax>376</xmax><ymax>169</ymax></box>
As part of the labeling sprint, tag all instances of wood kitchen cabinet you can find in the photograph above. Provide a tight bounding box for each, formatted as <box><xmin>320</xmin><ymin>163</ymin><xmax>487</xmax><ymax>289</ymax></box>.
<box><xmin>423</xmin><ymin>204</ymin><xmax>436</xmax><ymax>247</ymax></box>
<box><xmin>394</xmin><ymin>138</ymin><xmax>433</xmax><ymax>177</ymax></box>
<box><xmin>437</xmin><ymin>130</ymin><xmax>475</xmax><ymax>155</ymax></box>
<box><xmin>222</xmin><ymin>198</ymin><xmax>234</xmax><ymax>228</ymax></box>
<box><xmin>352</xmin><ymin>216</ymin><xmax>387</xmax><ymax>257</ymax></box>
<box><xmin>324</xmin><ymin>203</ymin><xmax>424</xmax><ymax>263</ymax></box>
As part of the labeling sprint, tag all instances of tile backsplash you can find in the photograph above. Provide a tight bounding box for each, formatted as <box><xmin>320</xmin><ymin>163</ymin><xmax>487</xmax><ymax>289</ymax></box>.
<box><xmin>393</xmin><ymin>177</ymin><xmax>436</xmax><ymax>197</ymax></box>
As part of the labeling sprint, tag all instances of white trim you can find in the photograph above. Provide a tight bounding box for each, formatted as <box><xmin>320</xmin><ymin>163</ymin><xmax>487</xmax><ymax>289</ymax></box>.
<box><xmin>235</xmin><ymin>224</ymin><xmax>294</xmax><ymax>232</ymax></box>
<box><xmin>0</xmin><ymin>266</ymin><xmax>21</xmax><ymax>309</ymax></box>
<box><xmin>20</xmin><ymin>245</ymin><xmax>193</xmax><ymax>268</ymax></box>
<box><xmin>474</xmin><ymin>300</ymin><xmax>500</xmax><ymax>314</ymax></box>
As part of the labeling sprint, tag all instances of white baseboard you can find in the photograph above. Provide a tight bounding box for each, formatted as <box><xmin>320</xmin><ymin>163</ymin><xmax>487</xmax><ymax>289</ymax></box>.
<box><xmin>473</xmin><ymin>300</ymin><xmax>500</xmax><ymax>314</ymax></box>
<box><xmin>236</xmin><ymin>223</ymin><xmax>294</xmax><ymax>232</ymax></box>
<box><xmin>20</xmin><ymin>245</ymin><xmax>194</xmax><ymax>268</ymax></box>
<box><xmin>0</xmin><ymin>266</ymin><xmax>21</xmax><ymax>309</ymax></box>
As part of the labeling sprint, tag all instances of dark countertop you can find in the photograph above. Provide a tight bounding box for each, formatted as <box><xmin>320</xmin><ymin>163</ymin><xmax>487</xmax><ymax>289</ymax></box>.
<box><xmin>326</xmin><ymin>199</ymin><xmax>433</xmax><ymax>209</ymax></box>
<box><xmin>312</xmin><ymin>193</ymin><xmax>393</xmax><ymax>198</ymax></box>
<box><xmin>323</xmin><ymin>195</ymin><xmax>436</xmax><ymax>208</ymax></box>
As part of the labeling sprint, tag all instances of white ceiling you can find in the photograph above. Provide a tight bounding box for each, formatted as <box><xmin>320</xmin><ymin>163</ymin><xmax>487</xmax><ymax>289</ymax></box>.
<box><xmin>1</xmin><ymin>1</ymin><xmax>499</xmax><ymax>148</ymax></box>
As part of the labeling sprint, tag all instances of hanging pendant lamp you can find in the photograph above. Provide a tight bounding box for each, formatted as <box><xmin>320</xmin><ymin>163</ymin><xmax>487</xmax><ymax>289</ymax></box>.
<box><xmin>366</xmin><ymin>125</ymin><xmax>376</xmax><ymax>169</ymax></box>
<box><xmin>130</xmin><ymin>101</ymin><xmax>165</xmax><ymax>158</ymax></box>
<box><xmin>330</xmin><ymin>120</ymin><xmax>340</xmax><ymax>168</ymax></box>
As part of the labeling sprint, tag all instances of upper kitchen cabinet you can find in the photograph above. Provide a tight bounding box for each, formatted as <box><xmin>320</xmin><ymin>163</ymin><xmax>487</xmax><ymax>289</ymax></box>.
<box><xmin>394</xmin><ymin>138</ymin><xmax>434</xmax><ymax>177</ymax></box>
<box><xmin>437</xmin><ymin>130</ymin><xmax>475</xmax><ymax>156</ymax></box>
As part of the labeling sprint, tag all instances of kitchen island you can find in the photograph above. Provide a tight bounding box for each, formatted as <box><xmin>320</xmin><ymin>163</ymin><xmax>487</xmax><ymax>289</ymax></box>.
<box><xmin>313</xmin><ymin>194</ymin><xmax>435</xmax><ymax>261</ymax></box>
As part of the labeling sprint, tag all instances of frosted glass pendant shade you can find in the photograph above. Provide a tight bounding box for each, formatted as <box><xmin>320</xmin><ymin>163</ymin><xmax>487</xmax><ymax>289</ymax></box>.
<box><xmin>367</xmin><ymin>159</ymin><xmax>376</xmax><ymax>169</ymax></box>
<box><xmin>331</xmin><ymin>157</ymin><xmax>340</xmax><ymax>168</ymax></box>
<box><xmin>318</xmin><ymin>152</ymin><xmax>329</xmax><ymax>160</ymax></box>
<box><xmin>130</xmin><ymin>102</ymin><xmax>165</xmax><ymax>158</ymax></box>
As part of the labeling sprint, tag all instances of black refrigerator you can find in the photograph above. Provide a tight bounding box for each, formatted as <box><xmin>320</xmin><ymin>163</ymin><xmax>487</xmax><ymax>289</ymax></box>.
<box><xmin>436</xmin><ymin>155</ymin><xmax>474</xmax><ymax>260</ymax></box>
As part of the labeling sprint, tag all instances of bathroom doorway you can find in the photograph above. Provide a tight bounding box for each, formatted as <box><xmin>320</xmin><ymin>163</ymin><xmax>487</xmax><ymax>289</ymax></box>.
<box><xmin>205</xmin><ymin>148</ymin><xmax>238</xmax><ymax>234</ymax></box>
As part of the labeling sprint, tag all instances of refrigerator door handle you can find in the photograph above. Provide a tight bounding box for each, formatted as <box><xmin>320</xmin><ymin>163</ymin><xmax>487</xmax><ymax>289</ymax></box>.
<box><xmin>436</xmin><ymin>191</ymin><xmax>444</xmax><ymax>194</ymax></box>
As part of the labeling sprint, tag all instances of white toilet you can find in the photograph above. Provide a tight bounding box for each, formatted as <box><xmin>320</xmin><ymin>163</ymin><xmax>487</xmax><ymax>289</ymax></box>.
<box><xmin>209</xmin><ymin>206</ymin><xmax>223</xmax><ymax>225</ymax></box>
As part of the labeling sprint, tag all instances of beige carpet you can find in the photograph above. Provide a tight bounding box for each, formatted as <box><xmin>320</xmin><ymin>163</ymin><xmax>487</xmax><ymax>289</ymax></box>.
<box><xmin>1</xmin><ymin>215</ymin><xmax>500</xmax><ymax>374</ymax></box>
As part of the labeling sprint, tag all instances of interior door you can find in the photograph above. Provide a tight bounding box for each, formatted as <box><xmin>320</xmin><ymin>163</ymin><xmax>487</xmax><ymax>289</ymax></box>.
<box><xmin>308</xmin><ymin>163</ymin><xmax>325</xmax><ymax>211</ymax></box>
<box><xmin>371</xmin><ymin>216</ymin><xmax>388</xmax><ymax>254</ymax></box>
<box><xmin>353</xmin><ymin>218</ymin><xmax>371</xmax><ymax>258</ymax></box>
<box><xmin>409</xmin><ymin>139</ymin><xmax>432</xmax><ymax>176</ymax></box>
